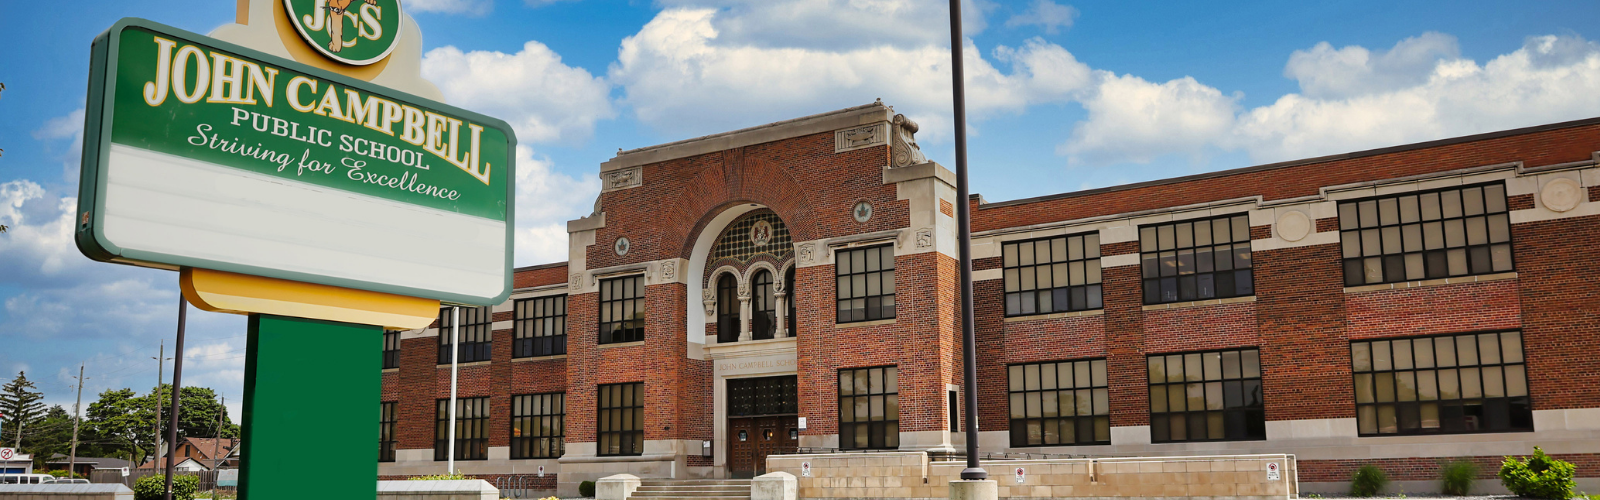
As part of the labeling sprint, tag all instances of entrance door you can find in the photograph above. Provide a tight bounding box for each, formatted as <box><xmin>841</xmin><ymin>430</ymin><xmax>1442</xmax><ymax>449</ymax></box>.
<box><xmin>726</xmin><ymin>376</ymin><xmax>798</xmax><ymax>479</ymax></box>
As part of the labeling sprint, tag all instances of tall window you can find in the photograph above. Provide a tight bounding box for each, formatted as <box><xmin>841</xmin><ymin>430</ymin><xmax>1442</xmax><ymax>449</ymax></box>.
<box><xmin>1141</xmin><ymin>215</ymin><xmax>1253</xmax><ymax>304</ymax></box>
<box><xmin>786</xmin><ymin>267</ymin><xmax>796</xmax><ymax>336</ymax></box>
<box><xmin>752</xmin><ymin>271</ymin><xmax>776</xmax><ymax>340</ymax></box>
<box><xmin>599</xmin><ymin>276</ymin><xmax>645</xmax><ymax>344</ymax></box>
<box><xmin>1351</xmin><ymin>331</ymin><xmax>1531</xmax><ymax>436</ymax></box>
<box><xmin>382</xmin><ymin>331</ymin><xmax>400</xmax><ymax>370</ymax></box>
<box><xmin>836</xmin><ymin>245</ymin><xmax>896</xmax><ymax>323</ymax></box>
<box><xmin>1003</xmin><ymin>233</ymin><xmax>1102</xmax><ymax>316</ymax></box>
<box><xmin>379</xmin><ymin>402</ymin><xmax>397</xmax><ymax>462</ymax></box>
<box><xmin>838</xmin><ymin>366</ymin><xmax>898</xmax><ymax>450</ymax></box>
<box><xmin>716</xmin><ymin>274</ymin><xmax>740</xmax><ymax>343</ymax></box>
<box><xmin>1008</xmin><ymin>360</ymin><xmax>1109</xmax><ymax>447</ymax></box>
<box><xmin>435</xmin><ymin>397</ymin><xmax>489</xmax><ymax>461</ymax></box>
<box><xmin>1147</xmin><ymin>348</ymin><xmax>1265</xmax><ymax>443</ymax></box>
<box><xmin>515</xmin><ymin>295</ymin><xmax>567</xmax><ymax>358</ymax></box>
<box><xmin>1339</xmin><ymin>183</ymin><xmax>1512</xmax><ymax>286</ymax></box>
<box><xmin>437</xmin><ymin>307</ymin><xmax>493</xmax><ymax>364</ymax></box>
<box><xmin>598</xmin><ymin>383</ymin><xmax>644</xmax><ymax>456</ymax></box>
<box><xmin>511</xmin><ymin>393</ymin><xmax>565</xmax><ymax>459</ymax></box>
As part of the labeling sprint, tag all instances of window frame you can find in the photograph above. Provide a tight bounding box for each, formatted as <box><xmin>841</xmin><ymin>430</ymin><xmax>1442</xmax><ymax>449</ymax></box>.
<box><xmin>436</xmin><ymin>307</ymin><xmax>493</xmax><ymax>364</ymax></box>
<box><xmin>1002</xmin><ymin>233</ymin><xmax>1104</xmax><ymax>317</ymax></box>
<box><xmin>835</xmin><ymin>245</ymin><xmax>897</xmax><ymax>324</ymax></box>
<box><xmin>511</xmin><ymin>393</ymin><xmax>566</xmax><ymax>459</ymax></box>
<box><xmin>382</xmin><ymin>331</ymin><xmax>400</xmax><ymax>370</ymax></box>
<box><xmin>1350</xmin><ymin>330</ymin><xmax>1532</xmax><ymax>437</ymax></box>
<box><xmin>751</xmin><ymin>270</ymin><xmax>776</xmax><ymax>340</ymax></box>
<box><xmin>838</xmin><ymin>366</ymin><xmax>899</xmax><ymax>450</ymax></box>
<box><xmin>785</xmin><ymin>267</ymin><xmax>796</xmax><ymax>336</ymax></box>
<box><xmin>597</xmin><ymin>382</ymin><xmax>645</xmax><ymax>457</ymax></box>
<box><xmin>1338</xmin><ymin>182</ymin><xmax>1514</xmax><ymax>287</ymax></box>
<box><xmin>598</xmin><ymin>276</ymin><xmax>646</xmax><ymax>344</ymax></box>
<box><xmin>1146</xmin><ymin>348</ymin><xmax>1266</xmax><ymax>443</ymax></box>
<box><xmin>1139</xmin><ymin>214</ymin><xmax>1255</xmax><ymax>305</ymax></box>
<box><xmin>1007</xmin><ymin>359</ymin><xmax>1111</xmax><ymax>447</ymax></box>
<box><xmin>514</xmin><ymin>295</ymin><xmax>568</xmax><ymax>358</ymax></box>
<box><xmin>716</xmin><ymin>274</ymin><xmax>739</xmax><ymax>343</ymax></box>
<box><xmin>434</xmin><ymin>397</ymin><xmax>490</xmax><ymax>461</ymax></box>
<box><xmin>379</xmin><ymin>401</ymin><xmax>397</xmax><ymax>462</ymax></box>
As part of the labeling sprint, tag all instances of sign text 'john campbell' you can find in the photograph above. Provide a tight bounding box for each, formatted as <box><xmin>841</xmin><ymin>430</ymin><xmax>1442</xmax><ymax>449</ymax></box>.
<box><xmin>77</xmin><ymin>19</ymin><xmax>515</xmax><ymax>306</ymax></box>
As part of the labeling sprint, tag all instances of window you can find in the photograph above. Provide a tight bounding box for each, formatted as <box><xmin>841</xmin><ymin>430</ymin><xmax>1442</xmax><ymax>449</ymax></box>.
<box><xmin>598</xmin><ymin>383</ymin><xmax>645</xmax><ymax>456</ymax></box>
<box><xmin>511</xmin><ymin>393</ymin><xmax>565</xmax><ymax>459</ymax></box>
<box><xmin>599</xmin><ymin>276</ymin><xmax>645</xmax><ymax>344</ymax></box>
<box><xmin>717</xmin><ymin>274</ymin><xmax>739</xmax><ymax>343</ymax></box>
<box><xmin>836</xmin><ymin>245</ymin><xmax>896</xmax><ymax>323</ymax></box>
<box><xmin>1141</xmin><ymin>215</ymin><xmax>1253</xmax><ymax>304</ymax></box>
<box><xmin>948</xmin><ymin>390</ymin><xmax>960</xmax><ymax>432</ymax></box>
<box><xmin>1147</xmin><ymin>348</ymin><xmax>1265</xmax><ymax>443</ymax></box>
<box><xmin>1339</xmin><ymin>183</ymin><xmax>1512</xmax><ymax>286</ymax></box>
<box><xmin>786</xmin><ymin>267</ymin><xmax>796</xmax><ymax>336</ymax></box>
<box><xmin>1351</xmin><ymin>331</ymin><xmax>1531</xmax><ymax>436</ymax></box>
<box><xmin>435</xmin><ymin>397</ymin><xmax>489</xmax><ymax>461</ymax></box>
<box><xmin>1008</xmin><ymin>360</ymin><xmax>1110</xmax><ymax>447</ymax></box>
<box><xmin>379</xmin><ymin>402</ymin><xmax>397</xmax><ymax>462</ymax></box>
<box><xmin>752</xmin><ymin>271</ymin><xmax>776</xmax><ymax>340</ymax></box>
<box><xmin>437</xmin><ymin>307</ymin><xmax>492</xmax><ymax>364</ymax></box>
<box><xmin>1003</xmin><ymin>233</ymin><xmax>1103</xmax><ymax>316</ymax></box>
<box><xmin>838</xmin><ymin>366</ymin><xmax>898</xmax><ymax>449</ymax></box>
<box><xmin>383</xmin><ymin>331</ymin><xmax>400</xmax><ymax>370</ymax></box>
<box><xmin>728</xmin><ymin>376</ymin><xmax>798</xmax><ymax>416</ymax></box>
<box><xmin>514</xmin><ymin>296</ymin><xmax>567</xmax><ymax>358</ymax></box>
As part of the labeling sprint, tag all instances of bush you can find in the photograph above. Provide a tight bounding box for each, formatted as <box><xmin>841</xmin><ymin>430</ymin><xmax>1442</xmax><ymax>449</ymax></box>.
<box><xmin>409</xmin><ymin>471</ymin><xmax>469</xmax><ymax>480</ymax></box>
<box><xmin>1350</xmin><ymin>464</ymin><xmax>1390</xmax><ymax>497</ymax></box>
<box><xmin>1500</xmin><ymin>447</ymin><xmax>1576</xmax><ymax>500</ymax></box>
<box><xmin>579</xmin><ymin>480</ymin><xmax>596</xmax><ymax>497</ymax></box>
<box><xmin>133</xmin><ymin>474</ymin><xmax>199</xmax><ymax>500</ymax></box>
<box><xmin>1441</xmin><ymin>459</ymin><xmax>1479</xmax><ymax>496</ymax></box>
<box><xmin>47</xmin><ymin>469</ymin><xmax>86</xmax><ymax>479</ymax></box>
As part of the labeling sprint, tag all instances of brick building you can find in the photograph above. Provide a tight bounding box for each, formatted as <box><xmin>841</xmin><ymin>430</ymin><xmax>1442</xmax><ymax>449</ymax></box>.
<box><xmin>378</xmin><ymin>102</ymin><xmax>1600</xmax><ymax>495</ymax></box>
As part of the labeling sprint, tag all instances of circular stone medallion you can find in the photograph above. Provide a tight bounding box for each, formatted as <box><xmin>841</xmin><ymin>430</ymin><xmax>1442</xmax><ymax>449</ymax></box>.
<box><xmin>1541</xmin><ymin>177</ymin><xmax>1583</xmax><ymax>213</ymax></box>
<box><xmin>284</xmin><ymin>0</ymin><xmax>405</xmax><ymax>66</ymax></box>
<box><xmin>1276</xmin><ymin>210</ymin><xmax>1311</xmax><ymax>242</ymax></box>
<box><xmin>749</xmin><ymin>220</ymin><xmax>774</xmax><ymax>246</ymax></box>
<box><xmin>853</xmin><ymin>201</ymin><xmax>874</xmax><ymax>223</ymax></box>
<box><xmin>614</xmin><ymin>237</ymin><xmax>631</xmax><ymax>256</ymax></box>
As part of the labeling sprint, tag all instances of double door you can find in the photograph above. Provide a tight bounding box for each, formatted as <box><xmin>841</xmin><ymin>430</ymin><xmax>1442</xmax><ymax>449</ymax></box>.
<box><xmin>728</xmin><ymin>415</ymin><xmax>798</xmax><ymax>479</ymax></box>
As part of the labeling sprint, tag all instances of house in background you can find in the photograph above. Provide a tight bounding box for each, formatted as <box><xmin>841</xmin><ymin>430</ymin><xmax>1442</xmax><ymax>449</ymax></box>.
<box><xmin>43</xmin><ymin>455</ymin><xmax>134</xmax><ymax>478</ymax></box>
<box><xmin>139</xmin><ymin>438</ymin><xmax>239</xmax><ymax>471</ymax></box>
<box><xmin>0</xmin><ymin>452</ymin><xmax>31</xmax><ymax>475</ymax></box>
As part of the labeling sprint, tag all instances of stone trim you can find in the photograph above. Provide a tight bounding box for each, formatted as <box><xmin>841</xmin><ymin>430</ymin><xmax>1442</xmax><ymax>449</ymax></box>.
<box><xmin>596</xmin><ymin>340</ymin><xmax>646</xmax><ymax>350</ymax></box>
<box><xmin>835</xmin><ymin>123</ymin><xmax>888</xmax><ymax>152</ymax></box>
<box><xmin>1343</xmin><ymin>272</ymin><xmax>1518</xmax><ymax>294</ymax></box>
<box><xmin>602</xmin><ymin>166</ymin><xmax>643</xmax><ymax>193</ymax></box>
<box><xmin>511</xmin><ymin>354</ymin><xmax>568</xmax><ymax>363</ymax></box>
<box><xmin>436</xmin><ymin>360</ymin><xmax>491</xmax><ymax>369</ymax></box>
<box><xmin>1141</xmin><ymin>295</ymin><xmax>1257</xmax><ymax>311</ymax></box>
<box><xmin>1003</xmin><ymin>309</ymin><xmax>1106</xmax><ymax>323</ymax></box>
<box><xmin>835</xmin><ymin>318</ymin><xmax>897</xmax><ymax>329</ymax></box>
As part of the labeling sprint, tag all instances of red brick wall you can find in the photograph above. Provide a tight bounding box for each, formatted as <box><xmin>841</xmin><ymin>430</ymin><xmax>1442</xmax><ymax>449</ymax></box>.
<box><xmin>1345</xmin><ymin>280</ymin><xmax>1522</xmax><ymax>339</ymax></box>
<box><xmin>1143</xmin><ymin>302</ymin><xmax>1259</xmax><ymax>354</ymax></box>
<box><xmin>1514</xmin><ymin>214</ymin><xmax>1600</xmax><ymax>410</ymax></box>
<box><xmin>1254</xmin><ymin>243</ymin><xmax>1354</xmax><ymax>421</ymax></box>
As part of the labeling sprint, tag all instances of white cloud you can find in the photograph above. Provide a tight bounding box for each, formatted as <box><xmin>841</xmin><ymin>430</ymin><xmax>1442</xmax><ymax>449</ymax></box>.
<box><xmin>1005</xmin><ymin>0</ymin><xmax>1077</xmax><ymax>35</ymax></box>
<box><xmin>610</xmin><ymin>9</ymin><xmax>1091</xmax><ymax>143</ymax></box>
<box><xmin>511</xmin><ymin>145</ymin><xmax>599</xmax><ymax>265</ymax></box>
<box><xmin>31</xmin><ymin>108</ymin><xmax>85</xmax><ymax>181</ymax></box>
<box><xmin>1285</xmin><ymin>32</ymin><xmax>1461</xmax><ymax>99</ymax></box>
<box><xmin>651</xmin><ymin>0</ymin><xmax>993</xmax><ymax>51</ymax></box>
<box><xmin>422</xmin><ymin>41</ymin><xmax>614</xmax><ymax>145</ymax></box>
<box><xmin>1061</xmin><ymin>74</ymin><xmax>1238</xmax><ymax>166</ymax></box>
<box><xmin>402</xmin><ymin>0</ymin><xmax>492</xmax><ymax>15</ymax></box>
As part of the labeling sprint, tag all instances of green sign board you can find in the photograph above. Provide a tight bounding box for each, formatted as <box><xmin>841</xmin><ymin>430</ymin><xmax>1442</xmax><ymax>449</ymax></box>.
<box><xmin>284</xmin><ymin>0</ymin><xmax>404</xmax><ymax>66</ymax></box>
<box><xmin>77</xmin><ymin>19</ymin><xmax>515</xmax><ymax>306</ymax></box>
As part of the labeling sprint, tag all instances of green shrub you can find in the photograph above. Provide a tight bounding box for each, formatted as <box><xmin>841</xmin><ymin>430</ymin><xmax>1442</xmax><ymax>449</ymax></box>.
<box><xmin>409</xmin><ymin>471</ymin><xmax>469</xmax><ymax>480</ymax></box>
<box><xmin>1500</xmin><ymin>447</ymin><xmax>1576</xmax><ymax>500</ymax></box>
<box><xmin>1350</xmin><ymin>464</ymin><xmax>1389</xmax><ymax>497</ymax></box>
<box><xmin>579</xmin><ymin>480</ymin><xmax>596</xmax><ymax>497</ymax></box>
<box><xmin>133</xmin><ymin>474</ymin><xmax>199</xmax><ymax>500</ymax></box>
<box><xmin>47</xmin><ymin>469</ymin><xmax>86</xmax><ymax>479</ymax></box>
<box><xmin>1440</xmin><ymin>459</ymin><xmax>1479</xmax><ymax>496</ymax></box>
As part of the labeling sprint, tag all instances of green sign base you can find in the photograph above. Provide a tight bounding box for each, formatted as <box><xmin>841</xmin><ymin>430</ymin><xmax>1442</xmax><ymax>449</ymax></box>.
<box><xmin>240</xmin><ymin>314</ymin><xmax>381</xmax><ymax>499</ymax></box>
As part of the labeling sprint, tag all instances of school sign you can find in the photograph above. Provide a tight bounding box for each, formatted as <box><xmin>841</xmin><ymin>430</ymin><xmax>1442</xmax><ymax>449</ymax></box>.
<box><xmin>77</xmin><ymin>19</ymin><xmax>515</xmax><ymax>308</ymax></box>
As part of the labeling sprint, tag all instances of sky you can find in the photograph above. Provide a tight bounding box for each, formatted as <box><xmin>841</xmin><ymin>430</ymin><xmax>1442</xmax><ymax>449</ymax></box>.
<box><xmin>3</xmin><ymin>0</ymin><xmax>1600</xmax><ymax>423</ymax></box>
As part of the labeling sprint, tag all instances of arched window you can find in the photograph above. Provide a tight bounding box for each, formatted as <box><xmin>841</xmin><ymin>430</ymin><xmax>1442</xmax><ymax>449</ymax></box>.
<box><xmin>752</xmin><ymin>271</ymin><xmax>775</xmax><ymax>341</ymax></box>
<box><xmin>786</xmin><ymin>267</ymin><xmax>796</xmax><ymax>336</ymax></box>
<box><xmin>717</xmin><ymin>274</ymin><xmax>740</xmax><ymax>343</ymax></box>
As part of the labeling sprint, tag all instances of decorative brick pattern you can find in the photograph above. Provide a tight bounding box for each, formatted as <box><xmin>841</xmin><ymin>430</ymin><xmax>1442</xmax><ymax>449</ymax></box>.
<box><xmin>1345</xmin><ymin>280</ymin><xmax>1521</xmax><ymax>339</ymax></box>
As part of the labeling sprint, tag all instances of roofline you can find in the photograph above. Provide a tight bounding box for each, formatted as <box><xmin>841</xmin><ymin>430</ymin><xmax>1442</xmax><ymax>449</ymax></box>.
<box><xmin>600</xmin><ymin>102</ymin><xmax>894</xmax><ymax>172</ymax></box>
<box><xmin>514</xmin><ymin>261</ymin><xmax>568</xmax><ymax>273</ymax></box>
<box><xmin>976</xmin><ymin>115</ymin><xmax>1600</xmax><ymax>209</ymax></box>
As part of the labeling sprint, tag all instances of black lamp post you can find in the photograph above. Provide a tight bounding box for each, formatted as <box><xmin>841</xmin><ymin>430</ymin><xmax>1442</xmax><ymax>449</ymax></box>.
<box><xmin>948</xmin><ymin>0</ymin><xmax>988</xmax><ymax>482</ymax></box>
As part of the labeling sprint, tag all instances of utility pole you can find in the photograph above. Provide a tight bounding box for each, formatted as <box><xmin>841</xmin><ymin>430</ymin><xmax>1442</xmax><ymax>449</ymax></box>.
<box><xmin>151</xmin><ymin>340</ymin><xmax>170</xmax><ymax>468</ymax></box>
<box><xmin>69</xmin><ymin>363</ymin><xmax>88</xmax><ymax>479</ymax></box>
<box><xmin>949</xmin><ymin>0</ymin><xmax>988</xmax><ymax>482</ymax></box>
<box><xmin>212</xmin><ymin>395</ymin><xmax>224</xmax><ymax>470</ymax></box>
<box><xmin>164</xmin><ymin>296</ymin><xmax>189</xmax><ymax>500</ymax></box>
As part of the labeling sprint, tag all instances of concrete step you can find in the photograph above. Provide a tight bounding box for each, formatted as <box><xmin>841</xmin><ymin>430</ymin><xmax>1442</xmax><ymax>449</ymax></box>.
<box><xmin>634</xmin><ymin>487</ymin><xmax>752</xmax><ymax>493</ymax></box>
<box><xmin>632</xmin><ymin>491</ymin><xmax>752</xmax><ymax>497</ymax></box>
<box><xmin>632</xmin><ymin>497</ymin><xmax>751</xmax><ymax>500</ymax></box>
<box><xmin>639</xmin><ymin>480</ymin><xmax>751</xmax><ymax>486</ymax></box>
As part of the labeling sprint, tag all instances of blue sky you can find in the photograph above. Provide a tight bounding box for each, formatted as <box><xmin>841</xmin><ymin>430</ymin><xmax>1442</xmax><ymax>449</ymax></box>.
<box><xmin>3</xmin><ymin>0</ymin><xmax>1600</xmax><ymax>419</ymax></box>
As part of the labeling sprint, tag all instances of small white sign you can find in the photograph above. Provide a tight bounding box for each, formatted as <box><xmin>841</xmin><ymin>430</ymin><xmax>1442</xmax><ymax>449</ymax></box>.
<box><xmin>121</xmin><ymin>467</ymin><xmax>130</xmax><ymax>477</ymax></box>
<box><xmin>1266</xmin><ymin>462</ymin><xmax>1280</xmax><ymax>481</ymax></box>
<box><xmin>0</xmin><ymin>448</ymin><xmax>13</xmax><ymax>460</ymax></box>
<box><xmin>1014</xmin><ymin>467</ymin><xmax>1026</xmax><ymax>484</ymax></box>
<box><xmin>797</xmin><ymin>417</ymin><xmax>807</xmax><ymax>429</ymax></box>
<box><xmin>537</xmin><ymin>465</ymin><xmax>545</xmax><ymax>478</ymax></box>
<box><xmin>801</xmin><ymin>462</ymin><xmax>812</xmax><ymax>477</ymax></box>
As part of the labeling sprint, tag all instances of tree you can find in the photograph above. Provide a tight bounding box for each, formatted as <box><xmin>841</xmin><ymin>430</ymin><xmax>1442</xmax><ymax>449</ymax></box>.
<box><xmin>0</xmin><ymin>371</ymin><xmax>46</xmax><ymax>448</ymax></box>
<box><xmin>83</xmin><ymin>385</ymin><xmax>239</xmax><ymax>464</ymax></box>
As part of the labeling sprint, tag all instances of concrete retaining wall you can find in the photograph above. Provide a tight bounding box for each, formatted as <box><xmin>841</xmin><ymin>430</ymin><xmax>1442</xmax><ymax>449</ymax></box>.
<box><xmin>376</xmin><ymin>479</ymin><xmax>499</xmax><ymax>500</ymax></box>
<box><xmin>0</xmin><ymin>484</ymin><xmax>134</xmax><ymax>499</ymax></box>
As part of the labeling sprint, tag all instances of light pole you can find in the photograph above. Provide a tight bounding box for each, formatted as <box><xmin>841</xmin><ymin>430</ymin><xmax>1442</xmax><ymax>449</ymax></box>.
<box><xmin>948</xmin><ymin>0</ymin><xmax>987</xmax><ymax>482</ymax></box>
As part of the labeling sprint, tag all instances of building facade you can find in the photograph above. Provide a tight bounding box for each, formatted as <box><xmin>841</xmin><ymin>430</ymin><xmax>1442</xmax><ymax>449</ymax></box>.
<box><xmin>379</xmin><ymin>102</ymin><xmax>1600</xmax><ymax>495</ymax></box>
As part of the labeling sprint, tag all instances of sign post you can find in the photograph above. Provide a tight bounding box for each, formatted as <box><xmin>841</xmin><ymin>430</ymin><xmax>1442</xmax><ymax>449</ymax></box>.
<box><xmin>77</xmin><ymin>13</ymin><xmax>514</xmax><ymax>499</ymax></box>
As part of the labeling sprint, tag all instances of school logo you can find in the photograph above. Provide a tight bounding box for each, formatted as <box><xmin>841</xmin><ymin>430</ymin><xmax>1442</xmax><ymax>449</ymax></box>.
<box><xmin>284</xmin><ymin>0</ymin><xmax>404</xmax><ymax>66</ymax></box>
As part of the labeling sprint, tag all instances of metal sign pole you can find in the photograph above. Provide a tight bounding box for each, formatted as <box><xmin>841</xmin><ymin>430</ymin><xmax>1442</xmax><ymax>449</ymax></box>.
<box><xmin>447</xmin><ymin>306</ymin><xmax>460</xmax><ymax>474</ymax></box>
<box><xmin>164</xmin><ymin>296</ymin><xmax>188</xmax><ymax>500</ymax></box>
<box><xmin>949</xmin><ymin>0</ymin><xmax>988</xmax><ymax>482</ymax></box>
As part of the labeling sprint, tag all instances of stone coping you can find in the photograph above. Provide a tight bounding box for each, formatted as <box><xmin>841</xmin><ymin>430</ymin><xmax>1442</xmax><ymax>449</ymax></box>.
<box><xmin>0</xmin><ymin>484</ymin><xmax>133</xmax><ymax>493</ymax></box>
<box><xmin>376</xmin><ymin>479</ymin><xmax>497</xmax><ymax>493</ymax></box>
